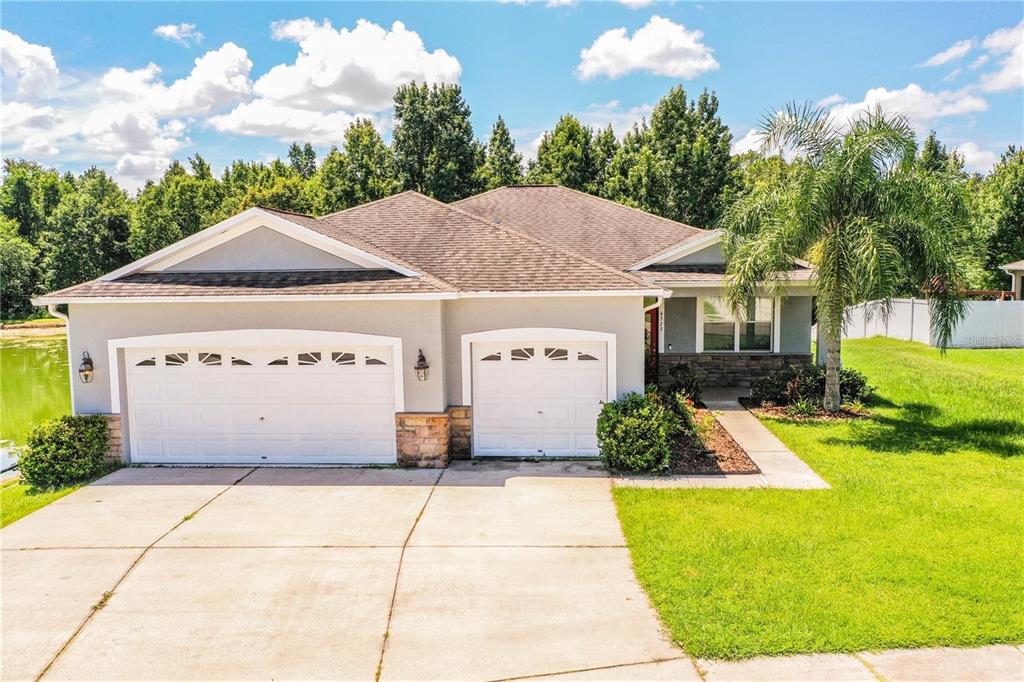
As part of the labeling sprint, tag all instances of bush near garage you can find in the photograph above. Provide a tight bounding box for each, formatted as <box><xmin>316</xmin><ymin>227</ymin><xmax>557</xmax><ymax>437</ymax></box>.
<box><xmin>18</xmin><ymin>415</ymin><xmax>111</xmax><ymax>489</ymax></box>
<box><xmin>597</xmin><ymin>391</ymin><xmax>680</xmax><ymax>473</ymax></box>
<box><xmin>750</xmin><ymin>365</ymin><xmax>874</xmax><ymax>406</ymax></box>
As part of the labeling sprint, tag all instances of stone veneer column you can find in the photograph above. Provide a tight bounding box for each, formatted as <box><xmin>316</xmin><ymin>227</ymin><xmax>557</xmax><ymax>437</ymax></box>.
<box><xmin>395</xmin><ymin>413</ymin><xmax>450</xmax><ymax>468</ymax></box>
<box><xmin>447</xmin><ymin>406</ymin><xmax>472</xmax><ymax>460</ymax></box>
<box><xmin>104</xmin><ymin>414</ymin><xmax>125</xmax><ymax>463</ymax></box>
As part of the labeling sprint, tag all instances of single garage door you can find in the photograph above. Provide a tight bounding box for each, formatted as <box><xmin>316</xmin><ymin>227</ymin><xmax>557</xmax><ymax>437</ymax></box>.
<box><xmin>125</xmin><ymin>346</ymin><xmax>396</xmax><ymax>464</ymax></box>
<box><xmin>471</xmin><ymin>341</ymin><xmax>607</xmax><ymax>457</ymax></box>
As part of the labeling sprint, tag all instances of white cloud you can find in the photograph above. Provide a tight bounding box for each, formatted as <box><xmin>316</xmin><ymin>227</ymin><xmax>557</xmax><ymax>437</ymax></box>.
<box><xmin>970</xmin><ymin>54</ymin><xmax>990</xmax><ymax>69</ymax></box>
<box><xmin>209</xmin><ymin>100</ymin><xmax>372</xmax><ymax>144</ymax></box>
<box><xmin>825</xmin><ymin>84</ymin><xmax>987</xmax><ymax>130</ymax></box>
<box><xmin>817</xmin><ymin>93</ymin><xmax>845</xmax><ymax>107</ymax></box>
<box><xmin>1</xmin><ymin>101</ymin><xmax>61</xmax><ymax>132</ymax></box>
<box><xmin>619</xmin><ymin>0</ymin><xmax>653</xmax><ymax>7</ymax></box>
<box><xmin>955</xmin><ymin>142</ymin><xmax>998</xmax><ymax>172</ymax></box>
<box><xmin>576</xmin><ymin>16</ymin><xmax>718</xmax><ymax>80</ymax></box>
<box><xmin>942</xmin><ymin>68</ymin><xmax>962</xmax><ymax>82</ymax></box>
<box><xmin>578</xmin><ymin>100</ymin><xmax>653</xmax><ymax>136</ymax></box>
<box><xmin>21</xmin><ymin>135</ymin><xmax>59</xmax><ymax>157</ymax></box>
<box><xmin>99</xmin><ymin>43</ymin><xmax>253</xmax><ymax>117</ymax></box>
<box><xmin>979</xmin><ymin>20</ymin><xmax>1023</xmax><ymax>92</ymax></box>
<box><xmin>153</xmin><ymin>23</ymin><xmax>204</xmax><ymax>47</ymax></box>
<box><xmin>919</xmin><ymin>39</ymin><xmax>973</xmax><ymax>67</ymax></box>
<box><xmin>546</xmin><ymin>0</ymin><xmax>578</xmax><ymax>6</ymax></box>
<box><xmin>254</xmin><ymin>18</ymin><xmax>460</xmax><ymax>111</ymax></box>
<box><xmin>0</xmin><ymin>29</ymin><xmax>60</xmax><ymax>99</ymax></box>
<box><xmin>731</xmin><ymin>129</ymin><xmax>763</xmax><ymax>155</ymax></box>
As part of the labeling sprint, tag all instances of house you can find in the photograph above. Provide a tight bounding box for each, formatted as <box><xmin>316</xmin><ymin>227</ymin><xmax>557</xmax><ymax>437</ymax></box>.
<box><xmin>34</xmin><ymin>186</ymin><xmax>814</xmax><ymax>467</ymax></box>
<box><xmin>1002</xmin><ymin>259</ymin><xmax>1024</xmax><ymax>300</ymax></box>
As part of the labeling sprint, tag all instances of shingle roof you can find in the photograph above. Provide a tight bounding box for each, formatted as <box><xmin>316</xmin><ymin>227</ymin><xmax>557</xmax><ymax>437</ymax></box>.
<box><xmin>43</xmin><ymin>270</ymin><xmax>449</xmax><ymax>299</ymax></box>
<box><xmin>638</xmin><ymin>263</ymin><xmax>814</xmax><ymax>285</ymax></box>
<box><xmin>454</xmin><ymin>185</ymin><xmax>706</xmax><ymax>270</ymax></box>
<box><xmin>310</xmin><ymin>191</ymin><xmax>653</xmax><ymax>293</ymax></box>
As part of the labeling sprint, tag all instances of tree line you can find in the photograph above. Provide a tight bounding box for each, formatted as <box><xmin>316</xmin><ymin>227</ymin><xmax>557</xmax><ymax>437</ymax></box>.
<box><xmin>2</xmin><ymin>82</ymin><xmax>1021</xmax><ymax>318</ymax></box>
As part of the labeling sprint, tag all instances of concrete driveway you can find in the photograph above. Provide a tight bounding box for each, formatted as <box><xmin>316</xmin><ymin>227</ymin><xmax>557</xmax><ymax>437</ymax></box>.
<box><xmin>1</xmin><ymin>462</ymin><xmax>695</xmax><ymax>681</ymax></box>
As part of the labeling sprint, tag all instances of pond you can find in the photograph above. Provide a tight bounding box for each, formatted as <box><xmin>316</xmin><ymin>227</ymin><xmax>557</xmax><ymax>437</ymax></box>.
<box><xmin>1</xmin><ymin>335</ymin><xmax>71</xmax><ymax>467</ymax></box>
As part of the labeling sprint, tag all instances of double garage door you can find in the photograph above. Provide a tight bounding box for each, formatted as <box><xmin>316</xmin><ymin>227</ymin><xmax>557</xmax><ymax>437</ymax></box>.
<box><xmin>125</xmin><ymin>346</ymin><xmax>396</xmax><ymax>464</ymax></box>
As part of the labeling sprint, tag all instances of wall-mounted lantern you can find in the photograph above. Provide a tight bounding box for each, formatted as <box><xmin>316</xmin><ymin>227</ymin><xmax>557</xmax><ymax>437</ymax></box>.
<box><xmin>78</xmin><ymin>351</ymin><xmax>95</xmax><ymax>383</ymax></box>
<box><xmin>414</xmin><ymin>349</ymin><xmax>430</xmax><ymax>382</ymax></box>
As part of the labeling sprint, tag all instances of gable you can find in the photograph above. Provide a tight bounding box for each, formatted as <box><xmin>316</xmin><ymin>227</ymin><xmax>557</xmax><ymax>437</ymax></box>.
<box><xmin>664</xmin><ymin>240</ymin><xmax>725</xmax><ymax>265</ymax></box>
<box><xmin>163</xmin><ymin>227</ymin><xmax>364</xmax><ymax>272</ymax></box>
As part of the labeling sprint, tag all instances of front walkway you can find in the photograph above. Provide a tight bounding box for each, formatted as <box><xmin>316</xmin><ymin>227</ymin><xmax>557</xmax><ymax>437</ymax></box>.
<box><xmin>616</xmin><ymin>388</ymin><xmax>830</xmax><ymax>490</ymax></box>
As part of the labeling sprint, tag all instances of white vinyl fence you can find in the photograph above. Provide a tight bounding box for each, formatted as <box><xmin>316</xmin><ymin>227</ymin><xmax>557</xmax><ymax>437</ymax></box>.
<box><xmin>844</xmin><ymin>298</ymin><xmax>1024</xmax><ymax>349</ymax></box>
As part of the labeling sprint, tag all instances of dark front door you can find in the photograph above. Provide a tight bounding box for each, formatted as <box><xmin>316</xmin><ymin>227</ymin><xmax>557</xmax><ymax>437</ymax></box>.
<box><xmin>644</xmin><ymin>306</ymin><xmax>659</xmax><ymax>387</ymax></box>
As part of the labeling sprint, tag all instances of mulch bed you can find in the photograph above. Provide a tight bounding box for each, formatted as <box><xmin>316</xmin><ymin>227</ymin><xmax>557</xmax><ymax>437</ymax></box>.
<box><xmin>739</xmin><ymin>397</ymin><xmax>871</xmax><ymax>422</ymax></box>
<box><xmin>668</xmin><ymin>407</ymin><xmax>761</xmax><ymax>475</ymax></box>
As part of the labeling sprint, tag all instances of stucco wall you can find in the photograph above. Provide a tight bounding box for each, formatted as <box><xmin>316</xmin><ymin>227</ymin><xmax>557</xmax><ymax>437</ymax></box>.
<box><xmin>166</xmin><ymin>227</ymin><xmax>362</xmax><ymax>272</ymax></box>
<box><xmin>780</xmin><ymin>296</ymin><xmax>813</xmax><ymax>352</ymax></box>
<box><xmin>67</xmin><ymin>300</ymin><xmax>446</xmax><ymax>415</ymax></box>
<box><xmin>441</xmin><ymin>296</ymin><xmax>646</xmax><ymax>406</ymax></box>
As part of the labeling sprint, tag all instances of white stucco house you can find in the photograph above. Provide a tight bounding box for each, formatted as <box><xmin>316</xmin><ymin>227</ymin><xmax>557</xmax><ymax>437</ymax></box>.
<box><xmin>35</xmin><ymin>186</ymin><xmax>814</xmax><ymax>467</ymax></box>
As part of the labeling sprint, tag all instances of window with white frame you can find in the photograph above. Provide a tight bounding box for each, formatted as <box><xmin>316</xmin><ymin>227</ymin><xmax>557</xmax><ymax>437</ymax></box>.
<box><xmin>702</xmin><ymin>297</ymin><xmax>773</xmax><ymax>352</ymax></box>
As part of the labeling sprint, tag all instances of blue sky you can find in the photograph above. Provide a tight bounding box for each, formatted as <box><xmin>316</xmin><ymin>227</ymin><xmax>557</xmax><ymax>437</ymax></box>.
<box><xmin>2</xmin><ymin>2</ymin><xmax>1021</xmax><ymax>190</ymax></box>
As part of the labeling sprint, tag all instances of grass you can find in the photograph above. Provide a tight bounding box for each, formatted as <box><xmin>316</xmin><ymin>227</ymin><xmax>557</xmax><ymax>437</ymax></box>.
<box><xmin>614</xmin><ymin>338</ymin><xmax>1024</xmax><ymax>660</ymax></box>
<box><xmin>1</xmin><ymin>478</ymin><xmax>84</xmax><ymax>527</ymax></box>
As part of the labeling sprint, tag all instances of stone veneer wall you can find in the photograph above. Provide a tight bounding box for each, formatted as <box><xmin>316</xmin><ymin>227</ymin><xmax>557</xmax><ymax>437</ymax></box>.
<box><xmin>447</xmin><ymin>406</ymin><xmax>471</xmax><ymax>460</ymax></box>
<box><xmin>395</xmin><ymin>413</ymin><xmax>450</xmax><ymax>468</ymax></box>
<box><xmin>104</xmin><ymin>414</ymin><xmax>125</xmax><ymax>463</ymax></box>
<box><xmin>658</xmin><ymin>353</ymin><xmax>813</xmax><ymax>388</ymax></box>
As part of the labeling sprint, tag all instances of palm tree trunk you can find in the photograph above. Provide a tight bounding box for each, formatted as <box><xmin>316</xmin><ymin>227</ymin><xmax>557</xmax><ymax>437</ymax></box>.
<box><xmin>824</xmin><ymin>334</ymin><xmax>842</xmax><ymax>412</ymax></box>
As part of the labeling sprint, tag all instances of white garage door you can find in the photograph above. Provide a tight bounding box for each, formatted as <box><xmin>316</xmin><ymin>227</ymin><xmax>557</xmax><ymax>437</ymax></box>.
<box><xmin>125</xmin><ymin>346</ymin><xmax>396</xmax><ymax>464</ymax></box>
<box><xmin>471</xmin><ymin>341</ymin><xmax>607</xmax><ymax>457</ymax></box>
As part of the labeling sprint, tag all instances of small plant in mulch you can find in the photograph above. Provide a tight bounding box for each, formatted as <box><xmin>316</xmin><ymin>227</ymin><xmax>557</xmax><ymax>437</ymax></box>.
<box><xmin>745</xmin><ymin>365</ymin><xmax>875</xmax><ymax>422</ymax></box>
<box><xmin>669</xmin><ymin>396</ymin><xmax>760</xmax><ymax>475</ymax></box>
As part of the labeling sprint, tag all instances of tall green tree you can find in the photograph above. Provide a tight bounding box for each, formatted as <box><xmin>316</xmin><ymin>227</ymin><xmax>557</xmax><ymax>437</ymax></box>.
<box><xmin>479</xmin><ymin>116</ymin><xmax>524</xmax><ymax>190</ymax></box>
<box><xmin>392</xmin><ymin>82</ymin><xmax>481</xmax><ymax>202</ymax></box>
<box><xmin>39</xmin><ymin>168</ymin><xmax>131</xmax><ymax>291</ymax></box>
<box><xmin>0</xmin><ymin>216</ymin><xmax>38</xmax><ymax>318</ymax></box>
<box><xmin>316</xmin><ymin>119</ymin><xmax>399</xmax><ymax>214</ymax></box>
<box><xmin>720</xmin><ymin>104</ymin><xmax>967</xmax><ymax>411</ymax></box>
<box><xmin>974</xmin><ymin>147</ymin><xmax>1024</xmax><ymax>289</ymax></box>
<box><xmin>603</xmin><ymin>122</ymin><xmax>669</xmax><ymax>216</ymax></box>
<box><xmin>0</xmin><ymin>160</ymin><xmax>68</xmax><ymax>241</ymax></box>
<box><xmin>650</xmin><ymin>86</ymin><xmax>733</xmax><ymax>226</ymax></box>
<box><xmin>526</xmin><ymin>115</ymin><xmax>596</xmax><ymax>191</ymax></box>
<box><xmin>128</xmin><ymin>159</ymin><xmax>224</xmax><ymax>258</ymax></box>
<box><xmin>592</xmin><ymin>125</ymin><xmax>619</xmax><ymax>197</ymax></box>
<box><xmin>287</xmin><ymin>142</ymin><xmax>318</xmax><ymax>179</ymax></box>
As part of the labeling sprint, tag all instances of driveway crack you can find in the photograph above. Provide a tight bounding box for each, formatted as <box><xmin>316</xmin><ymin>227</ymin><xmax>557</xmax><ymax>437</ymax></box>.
<box><xmin>374</xmin><ymin>466</ymin><xmax>445</xmax><ymax>682</ymax></box>
<box><xmin>33</xmin><ymin>466</ymin><xmax>260</xmax><ymax>681</ymax></box>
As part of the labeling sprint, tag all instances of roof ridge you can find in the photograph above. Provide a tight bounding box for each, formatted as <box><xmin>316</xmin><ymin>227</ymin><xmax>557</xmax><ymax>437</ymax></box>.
<box><xmin>258</xmin><ymin>205</ymin><xmax>316</xmax><ymax>218</ymax></box>
<box><xmin>313</xmin><ymin>193</ymin><xmax>459</xmax><ymax>292</ymax></box>
<box><xmin>552</xmin><ymin>184</ymin><xmax>706</xmax><ymax>233</ymax></box>
<box><xmin>412</xmin><ymin>191</ymin><xmax>655</xmax><ymax>291</ymax></box>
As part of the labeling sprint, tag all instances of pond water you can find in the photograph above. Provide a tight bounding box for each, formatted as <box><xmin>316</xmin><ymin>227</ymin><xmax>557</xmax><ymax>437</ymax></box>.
<box><xmin>1</xmin><ymin>335</ymin><xmax>71</xmax><ymax>466</ymax></box>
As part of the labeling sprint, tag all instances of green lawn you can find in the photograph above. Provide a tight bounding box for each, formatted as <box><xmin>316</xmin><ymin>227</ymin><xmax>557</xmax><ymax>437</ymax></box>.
<box><xmin>1</xmin><ymin>478</ymin><xmax>83</xmax><ymax>527</ymax></box>
<box><xmin>614</xmin><ymin>338</ymin><xmax>1024</xmax><ymax>659</ymax></box>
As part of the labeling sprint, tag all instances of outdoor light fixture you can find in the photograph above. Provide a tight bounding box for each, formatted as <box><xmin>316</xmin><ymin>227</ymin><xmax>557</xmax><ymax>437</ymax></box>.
<box><xmin>414</xmin><ymin>349</ymin><xmax>430</xmax><ymax>382</ymax></box>
<box><xmin>78</xmin><ymin>351</ymin><xmax>95</xmax><ymax>384</ymax></box>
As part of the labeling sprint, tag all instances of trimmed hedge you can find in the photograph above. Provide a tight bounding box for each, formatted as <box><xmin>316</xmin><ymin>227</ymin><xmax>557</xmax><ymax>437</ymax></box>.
<box><xmin>18</xmin><ymin>415</ymin><xmax>110</xmax><ymax>489</ymax></box>
<box><xmin>597</xmin><ymin>391</ymin><xmax>680</xmax><ymax>473</ymax></box>
<box><xmin>750</xmin><ymin>365</ymin><xmax>875</xmax><ymax>406</ymax></box>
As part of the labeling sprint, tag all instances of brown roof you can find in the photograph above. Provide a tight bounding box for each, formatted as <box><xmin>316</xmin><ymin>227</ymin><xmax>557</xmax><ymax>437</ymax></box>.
<box><xmin>310</xmin><ymin>191</ymin><xmax>653</xmax><ymax>293</ymax></box>
<box><xmin>44</xmin><ymin>270</ymin><xmax>450</xmax><ymax>299</ymax></box>
<box><xmin>454</xmin><ymin>185</ymin><xmax>706</xmax><ymax>270</ymax></box>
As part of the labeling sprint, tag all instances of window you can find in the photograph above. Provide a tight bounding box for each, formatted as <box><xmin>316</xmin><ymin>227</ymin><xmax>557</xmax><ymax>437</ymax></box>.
<box><xmin>544</xmin><ymin>347</ymin><xmax>568</xmax><ymax>361</ymax></box>
<box><xmin>332</xmin><ymin>351</ymin><xmax>356</xmax><ymax>366</ymax></box>
<box><xmin>480</xmin><ymin>352</ymin><xmax>501</xmax><ymax>362</ymax></box>
<box><xmin>297</xmin><ymin>352</ymin><xmax>321</xmax><ymax>366</ymax></box>
<box><xmin>701</xmin><ymin>297</ymin><xmax>773</xmax><ymax>352</ymax></box>
<box><xmin>268</xmin><ymin>356</ymin><xmax>289</xmax><ymax>366</ymax></box>
<box><xmin>231</xmin><ymin>357</ymin><xmax>252</xmax><ymax>366</ymax></box>
<box><xmin>577</xmin><ymin>352</ymin><xmax>599</xmax><ymax>361</ymax></box>
<box><xmin>511</xmin><ymin>347</ymin><xmax>534</xmax><ymax>361</ymax></box>
<box><xmin>364</xmin><ymin>353</ymin><xmax>387</xmax><ymax>366</ymax></box>
<box><xmin>198</xmin><ymin>352</ymin><xmax>221</xmax><ymax>366</ymax></box>
<box><xmin>164</xmin><ymin>352</ymin><xmax>188</xmax><ymax>366</ymax></box>
<box><xmin>135</xmin><ymin>356</ymin><xmax>156</xmax><ymax>367</ymax></box>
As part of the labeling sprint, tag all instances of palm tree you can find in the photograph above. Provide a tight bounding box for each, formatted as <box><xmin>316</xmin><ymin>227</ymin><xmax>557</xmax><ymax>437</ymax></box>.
<box><xmin>720</xmin><ymin>104</ymin><xmax>967</xmax><ymax>411</ymax></box>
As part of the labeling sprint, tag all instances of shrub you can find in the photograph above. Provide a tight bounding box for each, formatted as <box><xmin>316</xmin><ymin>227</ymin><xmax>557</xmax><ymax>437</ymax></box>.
<box><xmin>750</xmin><ymin>365</ymin><xmax>874</xmax><ymax>406</ymax></box>
<box><xmin>18</xmin><ymin>415</ymin><xmax>110</xmax><ymax>489</ymax></box>
<box><xmin>597</xmin><ymin>391</ymin><xmax>679</xmax><ymax>473</ymax></box>
<box><xmin>662</xmin><ymin>362</ymin><xmax>703</xmax><ymax>403</ymax></box>
<box><xmin>786</xmin><ymin>398</ymin><xmax>819</xmax><ymax>418</ymax></box>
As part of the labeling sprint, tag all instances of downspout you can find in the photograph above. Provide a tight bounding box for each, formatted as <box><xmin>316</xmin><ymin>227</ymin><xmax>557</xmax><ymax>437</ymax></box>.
<box><xmin>47</xmin><ymin>304</ymin><xmax>68</xmax><ymax>322</ymax></box>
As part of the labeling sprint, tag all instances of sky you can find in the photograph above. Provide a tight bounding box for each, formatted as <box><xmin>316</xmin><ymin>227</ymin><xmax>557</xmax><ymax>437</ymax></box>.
<box><xmin>2</xmin><ymin>1</ymin><xmax>1022</xmax><ymax>191</ymax></box>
